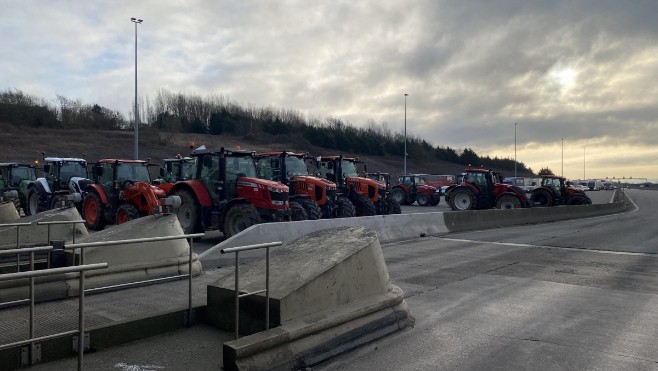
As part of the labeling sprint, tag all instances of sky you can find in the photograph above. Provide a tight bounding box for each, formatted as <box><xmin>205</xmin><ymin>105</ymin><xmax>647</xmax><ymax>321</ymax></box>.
<box><xmin>2</xmin><ymin>0</ymin><xmax>658</xmax><ymax>181</ymax></box>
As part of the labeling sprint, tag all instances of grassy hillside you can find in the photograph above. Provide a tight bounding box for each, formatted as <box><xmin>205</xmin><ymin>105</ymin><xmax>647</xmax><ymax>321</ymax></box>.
<box><xmin>0</xmin><ymin>122</ymin><xmax>534</xmax><ymax>178</ymax></box>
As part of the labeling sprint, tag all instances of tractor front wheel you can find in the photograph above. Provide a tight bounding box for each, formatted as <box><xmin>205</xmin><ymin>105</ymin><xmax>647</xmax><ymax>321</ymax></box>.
<box><xmin>223</xmin><ymin>203</ymin><xmax>261</xmax><ymax>238</ymax></box>
<box><xmin>355</xmin><ymin>195</ymin><xmax>376</xmax><ymax>216</ymax></box>
<box><xmin>567</xmin><ymin>195</ymin><xmax>590</xmax><ymax>205</ymax></box>
<box><xmin>116</xmin><ymin>204</ymin><xmax>140</xmax><ymax>224</ymax></box>
<box><xmin>531</xmin><ymin>189</ymin><xmax>552</xmax><ymax>207</ymax></box>
<box><xmin>298</xmin><ymin>198</ymin><xmax>321</xmax><ymax>220</ymax></box>
<box><xmin>173</xmin><ymin>189</ymin><xmax>200</xmax><ymax>234</ymax></box>
<box><xmin>416</xmin><ymin>193</ymin><xmax>430</xmax><ymax>206</ymax></box>
<box><xmin>83</xmin><ymin>192</ymin><xmax>107</xmax><ymax>230</ymax></box>
<box><xmin>289</xmin><ymin>201</ymin><xmax>308</xmax><ymax>221</ymax></box>
<box><xmin>388</xmin><ymin>199</ymin><xmax>402</xmax><ymax>214</ymax></box>
<box><xmin>496</xmin><ymin>195</ymin><xmax>522</xmax><ymax>209</ymax></box>
<box><xmin>390</xmin><ymin>188</ymin><xmax>405</xmax><ymax>205</ymax></box>
<box><xmin>335</xmin><ymin>196</ymin><xmax>356</xmax><ymax>218</ymax></box>
<box><xmin>429</xmin><ymin>194</ymin><xmax>441</xmax><ymax>206</ymax></box>
<box><xmin>449</xmin><ymin>188</ymin><xmax>476</xmax><ymax>211</ymax></box>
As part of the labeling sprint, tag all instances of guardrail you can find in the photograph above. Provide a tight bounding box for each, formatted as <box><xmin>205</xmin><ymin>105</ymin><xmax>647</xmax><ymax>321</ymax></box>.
<box><xmin>221</xmin><ymin>241</ymin><xmax>282</xmax><ymax>339</ymax></box>
<box><xmin>0</xmin><ymin>261</ymin><xmax>108</xmax><ymax>370</ymax></box>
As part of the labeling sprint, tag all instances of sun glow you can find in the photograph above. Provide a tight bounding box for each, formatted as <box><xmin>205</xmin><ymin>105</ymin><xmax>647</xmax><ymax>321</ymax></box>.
<box><xmin>550</xmin><ymin>67</ymin><xmax>577</xmax><ymax>88</ymax></box>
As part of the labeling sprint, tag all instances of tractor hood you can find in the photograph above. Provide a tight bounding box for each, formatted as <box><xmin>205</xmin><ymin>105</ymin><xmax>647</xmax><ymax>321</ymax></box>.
<box><xmin>238</xmin><ymin>177</ymin><xmax>289</xmax><ymax>192</ymax></box>
<box><xmin>291</xmin><ymin>175</ymin><xmax>337</xmax><ymax>189</ymax></box>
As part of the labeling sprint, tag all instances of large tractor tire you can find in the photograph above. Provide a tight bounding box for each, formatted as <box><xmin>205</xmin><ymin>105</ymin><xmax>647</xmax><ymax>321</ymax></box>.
<box><xmin>298</xmin><ymin>198</ymin><xmax>321</xmax><ymax>220</ymax></box>
<box><xmin>116</xmin><ymin>204</ymin><xmax>140</xmax><ymax>224</ymax></box>
<box><xmin>429</xmin><ymin>194</ymin><xmax>441</xmax><ymax>206</ymax></box>
<box><xmin>83</xmin><ymin>192</ymin><xmax>107</xmax><ymax>230</ymax></box>
<box><xmin>26</xmin><ymin>187</ymin><xmax>46</xmax><ymax>216</ymax></box>
<box><xmin>449</xmin><ymin>188</ymin><xmax>477</xmax><ymax>211</ymax></box>
<box><xmin>335</xmin><ymin>196</ymin><xmax>356</xmax><ymax>218</ymax></box>
<box><xmin>289</xmin><ymin>201</ymin><xmax>308</xmax><ymax>221</ymax></box>
<box><xmin>530</xmin><ymin>189</ymin><xmax>552</xmax><ymax>207</ymax></box>
<box><xmin>355</xmin><ymin>194</ymin><xmax>376</xmax><ymax>217</ymax></box>
<box><xmin>567</xmin><ymin>195</ymin><xmax>591</xmax><ymax>205</ymax></box>
<box><xmin>173</xmin><ymin>189</ymin><xmax>200</xmax><ymax>235</ymax></box>
<box><xmin>496</xmin><ymin>195</ymin><xmax>522</xmax><ymax>209</ymax></box>
<box><xmin>223</xmin><ymin>203</ymin><xmax>261</xmax><ymax>238</ymax></box>
<box><xmin>416</xmin><ymin>193</ymin><xmax>430</xmax><ymax>206</ymax></box>
<box><xmin>390</xmin><ymin>188</ymin><xmax>405</xmax><ymax>205</ymax></box>
<box><xmin>388</xmin><ymin>199</ymin><xmax>402</xmax><ymax>214</ymax></box>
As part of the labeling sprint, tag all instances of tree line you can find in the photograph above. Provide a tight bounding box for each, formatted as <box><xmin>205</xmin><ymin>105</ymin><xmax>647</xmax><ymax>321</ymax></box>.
<box><xmin>0</xmin><ymin>88</ymin><xmax>533</xmax><ymax>174</ymax></box>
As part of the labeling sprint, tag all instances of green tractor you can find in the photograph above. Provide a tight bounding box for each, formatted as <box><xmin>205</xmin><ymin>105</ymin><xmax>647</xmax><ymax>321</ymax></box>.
<box><xmin>0</xmin><ymin>163</ymin><xmax>38</xmax><ymax>213</ymax></box>
<box><xmin>25</xmin><ymin>156</ymin><xmax>91</xmax><ymax>215</ymax></box>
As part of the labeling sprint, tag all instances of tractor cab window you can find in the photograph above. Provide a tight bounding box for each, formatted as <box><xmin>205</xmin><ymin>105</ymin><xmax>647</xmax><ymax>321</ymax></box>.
<box><xmin>9</xmin><ymin>166</ymin><xmax>35</xmax><ymax>187</ymax></box>
<box><xmin>285</xmin><ymin>156</ymin><xmax>308</xmax><ymax>176</ymax></box>
<box><xmin>131</xmin><ymin>163</ymin><xmax>151</xmax><ymax>183</ymax></box>
<box><xmin>466</xmin><ymin>172</ymin><xmax>488</xmax><ymax>192</ymax></box>
<box><xmin>320</xmin><ymin>160</ymin><xmax>335</xmax><ymax>181</ymax></box>
<box><xmin>257</xmin><ymin>158</ymin><xmax>276</xmax><ymax>180</ymax></box>
<box><xmin>59</xmin><ymin>162</ymin><xmax>87</xmax><ymax>183</ymax></box>
<box><xmin>46</xmin><ymin>162</ymin><xmax>58</xmax><ymax>184</ymax></box>
<box><xmin>341</xmin><ymin>160</ymin><xmax>358</xmax><ymax>177</ymax></box>
<box><xmin>402</xmin><ymin>176</ymin><xmax>413</xmax><ymax>186</ymax></box>
<box><xmin>98</xmin><ymin>163</ymin><xmax>114</xmax><ymax>188</ymax></box>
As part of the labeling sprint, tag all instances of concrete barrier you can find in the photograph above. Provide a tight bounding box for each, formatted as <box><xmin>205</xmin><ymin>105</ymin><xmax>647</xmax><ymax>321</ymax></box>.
<box><xmin>0</xmin><ymin>206</ymin><xmax>88</xmax><ymax>250</ymax></box>
<box><xmin>210</xmin><ymin>226</ymin><xmax>411</xmax><ymax>370</ymax></box>
<box><xmin>0</xmin><ymin>202</ymin><xmax>19</xmax><ymax>223</ymax></box>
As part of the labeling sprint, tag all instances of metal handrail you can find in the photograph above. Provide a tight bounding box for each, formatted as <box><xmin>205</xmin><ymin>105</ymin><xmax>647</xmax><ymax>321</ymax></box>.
<box><xmin>0</xmin><ymin>262</ymin><xmax>108</xmax><ymax>371</ymax></box>
<box><xmin>221</xmin><ymin>241</ymin><xmax>283</xmax><ymax>339</ymax></box>
<box><xmin>65</xmin><ymin>233</ymin><xmax>205</xmax><ymax>327</ymax></box>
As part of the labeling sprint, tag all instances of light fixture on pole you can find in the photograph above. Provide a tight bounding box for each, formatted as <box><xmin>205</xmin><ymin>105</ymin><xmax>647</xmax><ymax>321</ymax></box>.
<box><xmin>404</xmin><ymin>93</ymin><xmax>409</xmax><ymax>175</ymax></box>
<box><xmin>514</xmin><ymin>123</ymin><xmax>517</xmax><ymax>178</ymax></box>
<box><xmin>131</xmin><ymin>17</ymin><xmax>143</xmax><ymax>160</ymax></box>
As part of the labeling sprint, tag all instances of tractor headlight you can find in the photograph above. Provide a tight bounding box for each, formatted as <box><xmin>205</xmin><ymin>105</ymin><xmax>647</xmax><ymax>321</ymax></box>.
<box><xmin>268</xmin><ymin>186</ymin><xmax>285</xmax><ymax>193</ymax></box>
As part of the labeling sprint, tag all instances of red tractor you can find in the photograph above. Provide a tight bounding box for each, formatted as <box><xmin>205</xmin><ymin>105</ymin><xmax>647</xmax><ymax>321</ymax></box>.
<box><xmin>256</xmin><ymin>151</ymin><xmax>355</xmax><ymax>219</ymax></box>
<box><xmin>165</xmin><ymin>147</ymin><xmax>293</xmax><ymax>238</ymax></box>
<box><xmin>446</xmin><ymin>167</ymin><xmax>531</xmax><ymax>211</ymax></box>
<box><xmin>391</xmin><ymin>174</ymin><xmax>441</xmax><ymax>206</ymax></box>
<box><xmin>315</xmin><ymin>156</ymin><xmax>401</xmax><ymax>216</ymax></box>
<box><xmin>530</xmin><ymin>175</ymin><xmax>592</xmax><ymax>206</ymax></box>
<box><xmin>83</xmin><ymin>159</ymin><xmax>180</xmax><ymax>230</ymax></box>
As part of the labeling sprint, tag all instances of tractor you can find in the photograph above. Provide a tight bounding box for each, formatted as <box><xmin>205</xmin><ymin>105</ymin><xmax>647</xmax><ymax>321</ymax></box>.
<box><xmin>391</xmin><ymin>174</ymin><xmax>441</xmax><ymax>206</ymax></box>
<box><xmin>0</xmin><ymin>163</ymin><xmax>37</xmax><ymax>213</ymax></box>
<box><xmin>447</xmin><ymin>167</ymin><xmax>531</xmax><ymax>211</ymax></box>
<box><xmin>530</xmin><ymin>175</ymin><xmax>592</xmax><ymax>206</ymax></box>
<box><xmin>25</xmin><ymin>156</ymin><xmax>91</xmax><ymax>216</ymax></box>
<box><xmin>315</xmin><ymin>156</ymin><xmax>401</xmax><ymax>216</ymax></box>
<box><xmin>82</xmin><ymin>159</ymin><xmax>180</xmax><ymax>230</ymax></box>
<box><xmin>154</xmin><ymin>156</ymin><xmax>196</xmax><ymax>194</ymax></box>
<box><xmin>256</xmin><ymin>151</ymin><xmax>355</xmax><ymax>219</ymax></box>
<box><xmin>165</xmin><ymin>147</ymin><xmax>294</xmax><ymax>238</ymax></box>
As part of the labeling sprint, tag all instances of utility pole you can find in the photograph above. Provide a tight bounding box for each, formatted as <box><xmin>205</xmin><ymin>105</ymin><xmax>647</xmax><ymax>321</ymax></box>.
<box><xmin>131</xmin><ymin>17</ymin><xmax>143</xmax><ymax>160</ymax></box>
<box><xmin>404</xmin><ymin>93</ymin><xmax>408</xmax><ymax>175</ymax></box>
<box><xmin>514</xmin><ymin>123</ymin><xmax>517</xmax><ymax>178</ymax></box>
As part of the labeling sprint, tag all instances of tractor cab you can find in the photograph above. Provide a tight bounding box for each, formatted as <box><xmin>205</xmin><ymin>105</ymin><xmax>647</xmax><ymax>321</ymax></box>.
<box><xmin>0</xmin><ymin>163</ymin><xmax>37</xmax><ymax>212</ymax></box>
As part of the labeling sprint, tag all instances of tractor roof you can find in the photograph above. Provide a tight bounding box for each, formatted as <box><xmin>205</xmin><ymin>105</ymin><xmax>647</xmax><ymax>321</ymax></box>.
<box><xmin>256</xmin><ymin>151</ymin><xmax>307</xmax><ymax>158</ymax></box>
<box><xmin>44</xmin><ymin>157</ymin><xmax>86</xmax><ymax>163</ymax></box>
<box><xmin>163</xmin><ymin>157</ymin><xmax>193</xmax><ymax>162</ymax></box>
<box><xmin>98</xmin><ymin>159</ymin><xmax>148</xmax><ymax>164</ymax></box>
<box><xmin>540</xmin><ymin>175</ymin><xmax>564</xmax><ymax>179</ymax></box>
<box><xmin>320</xmin><ymin>155</ymin><xmax>358</xmax><ymax>161</ymax></box>
<box><xmin>464</xmin><ymin>168</ymin><xmax>492</xmax><ymax>174</ymax></box>
<box><xmin>0</xmin><ymin>162</ymin><xmax>36</xmax><ymax>168</ymax></box>
<box><xmin>191</xmin><ymin>147</ymin><xmax>255</xmax><ymax>157</ymax></box>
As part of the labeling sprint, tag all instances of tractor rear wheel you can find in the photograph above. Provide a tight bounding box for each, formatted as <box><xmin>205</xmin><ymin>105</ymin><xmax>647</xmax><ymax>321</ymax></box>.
<box><xmin>391</xmin><ymin>188</ymin><xmax>405</xmax><ymax>205</ymax></box>
<box><xmin>173</xmin><ymin>189</ymin><xmax>200</xmax><ymax>234</ymax></box>
<box><xmin>335</xmin><ymin>196</ymin><xmax>356</xmax><ymax>218</ymax></box>
<box><xmin>449</xmin><ymin>188</ymin><xmax>476</xmax><ymax>211</ymax></box>
<box><xmin>83</xmin><ymin>192</ymin><xmax>106</xmax><ymax>230</ymax></box>
<box><xmin>355</xmin><ymin>195</ymin><xmax>376</xmax><ymax>216</ymax></box>
<box><xmin>388</xmin><ymin>199</ymin><xmax>402</xmax><ymax>214</ymax></box>
<box><xmin>289</xmin><ymin>201</ymin><xmax>308</xmax><ymax>221</ymax></box>
<box><xmin>416</xmin><ymin>193</ymin><xmax>430</xmax><ymax>206</ymax></box>
<box><xmin>298</xmin><ymin>198</ymin><xmax>321</xmax><ymax>220</ymax></box>
<box><xmin>496</xmin><ymin>195</ymin><xmax>522</xmax><ymax>209</ymax></box>
<box><xmin>531</xmin><ymin>189</ymin><xmax>552</xmax><ymax>207</ymax></box>
<box><xmin>223</xmin><ymin>203</ymin><xmax>261</xmax><ymax>238</ymax></box>
<box><xmin>116</xmin><ymin>204</ymin><xmax>140</xmax><ymax>224</ymax></box>
<box><xmin>567</xmin><ymin>195</ymin><xmax>590</xmax><ymax>205</ymax></box>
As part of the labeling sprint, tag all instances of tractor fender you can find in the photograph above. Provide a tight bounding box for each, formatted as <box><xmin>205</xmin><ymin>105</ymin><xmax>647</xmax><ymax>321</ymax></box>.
<box><xmin>85</xmin><ymin>183</ymin><xmax>109</xmax><ymax>204</ymax></box>
<box><xmin>31</xmin><ymin>178</ymin><xmax>52</xmax><ymax>195</ymax></box>
<box><xmin>69</xmin><ymin>177</ymin><xmax>93</xmax><ymax>195</ymax></box>
<box><xmin>169</xmin><ymin>180</ymin><xmax>213</xmax><ymax>207</ymax></box>
<box><xmin>393</xmin><ymin>184</ymin><xmax>410</xmax><ymax>193</ymax></box>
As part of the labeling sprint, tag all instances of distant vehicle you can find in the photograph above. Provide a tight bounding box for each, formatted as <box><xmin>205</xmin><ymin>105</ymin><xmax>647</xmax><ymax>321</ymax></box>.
<box><xmin>574</xmin><ymin>184</ymin><xmax>588</xmax><ymax>192</ymax></box>
<box><xmin>602</xmin><ymin>182</ymin><xmax>612</xmax><ymax>190</ymax></box>
<box><xmin>587</xmin><ymin>180</ymin><xmax>604</xmax><ymax>191</ymax></box>
<box><xmin>503</xmin><ymin>177</ymin><xmax>538</xmax><ymax>193</ymax></box>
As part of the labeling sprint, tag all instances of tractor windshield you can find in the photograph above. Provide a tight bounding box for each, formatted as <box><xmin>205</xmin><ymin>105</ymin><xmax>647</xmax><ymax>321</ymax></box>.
<box><xmin>285</xmin><ymin>156</ymin><xmax>309</xmax><ymax>176</ymax></box>
<box><xmin>9</xmin><ymin>166</ymin><xmax>36</xmax><ymax>187</ymax></box>
<box><xmin>341</xmin><ymin>160</ymin><xmax>358</xmax><ymax>177</ymax></box>
<box><xmin>227</xmin><ymin>155</ymin><xmax>257</xmax><ymax>178</ymax></box>
<box><xmin>59</xmin><ymin>161</ymin><xmax>88</xmax><ymax>182</ymax></box>
<box><xmin>117</xmin><ymin>162</ymin><xmax>151</xmax><ymax>183</ymax></box>
<box><xmin>164</xmin><ymin>159</ymin><xmax>195</xmax><ymax>182</ymax></box>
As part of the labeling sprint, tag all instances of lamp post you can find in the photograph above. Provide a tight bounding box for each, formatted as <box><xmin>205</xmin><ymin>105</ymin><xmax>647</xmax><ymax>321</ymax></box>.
<box><xmin>583</xmin><ymin>147</ymin><xmax>586</xmax><ymax>180</ymax></box>
<box><xmin>514</xmin><ymin>123</ymin><xmax>517</xmax><ymax>178</ymax></box>
<box><xmin>404</xmin><ymin>93</ymin><xmax>409</xmax><ymax>175</ymax></box>
<box><xmin>131</xmin><ymin>17</ymin><xmax>143</xmax><ymax>160</ymax></box>
<box><xmin>561</xmin><ymin>138</ymin><xmax>564</xmax><ymax>177</ymax></box>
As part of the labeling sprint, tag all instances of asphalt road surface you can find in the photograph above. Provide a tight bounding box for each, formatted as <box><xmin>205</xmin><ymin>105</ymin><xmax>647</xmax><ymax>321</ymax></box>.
<box><xmin>316</xmin><ymin>188</ymin><xmax>658</xmax><ymax>370</ymax></box>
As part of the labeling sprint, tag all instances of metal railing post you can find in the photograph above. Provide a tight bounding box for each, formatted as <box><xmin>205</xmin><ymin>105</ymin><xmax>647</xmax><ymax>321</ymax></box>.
<box><xmin>266</xmin><ymin>246</ymin><xmax>270</xmax><ymax>330</ymax></box>
<box><xmin>16</xmin><ymin>226</ymin><xmax>20</xmax><ymax>272</ymax></box>
<box><xmin>187</xmin><ymin>237</ymin><xmax>193</xmax><ymax>327</ymax></box>
<box><xmin>29</xmin><ymin>250</ymin><xmax>35</xmax><ymax>364</ymax></box>
<box><xmin>78</xmin><ymin>258</ymin><xmax>85</xmax><ymax>371</ymax></box>
<box><xmin>234</xmin><ymin>250</ymin><xmax>240</xmax><ymax>339</ymax></box>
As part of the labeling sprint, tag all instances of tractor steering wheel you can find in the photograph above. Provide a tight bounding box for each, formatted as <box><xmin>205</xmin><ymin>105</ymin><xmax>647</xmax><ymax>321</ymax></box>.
<box><xmin>122</xmin><ymin>180</ymin><xmax>134</xmax><ymax>189</ymax></box>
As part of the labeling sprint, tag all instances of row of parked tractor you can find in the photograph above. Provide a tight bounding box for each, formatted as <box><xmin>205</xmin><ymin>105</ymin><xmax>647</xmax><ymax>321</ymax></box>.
<box><xmin>0</xmin><ymin>149</ymin><xmax>592</xmax><ymax>238</ymax></box>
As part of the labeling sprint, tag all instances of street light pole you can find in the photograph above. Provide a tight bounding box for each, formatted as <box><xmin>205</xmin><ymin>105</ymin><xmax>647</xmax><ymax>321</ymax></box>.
<box><xmin>514</xmin><ymin>123</ymin><xmax>517</xmax><ymax>178</ymax></box>
<box><xmin>583</xmin><ymin>147</ymin><xmax>586</xmax><ymax>180</ymax></box>
<box><xmin>404</xmin><ymin>93</ymin><xmax>408</xmax><ymax>176</ymax></box>
<box><xmin>561</xmin><ymin>138</ymin><xmax>564</xmax><ymax>177</ymax></box>
<box><xmin>131</xmin><ymin>17</ymin><xmax>143</xmax><ymax>160</ymax></box>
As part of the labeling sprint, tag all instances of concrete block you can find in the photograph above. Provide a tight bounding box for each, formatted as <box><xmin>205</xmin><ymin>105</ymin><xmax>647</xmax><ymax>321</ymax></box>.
<box><xmin>0</xmin><ymin>202</ymin><xmax>19</xmax><ymax>223</ymax></box>
<box><xmin>0</xmin><ymin>206</ymin><xmax>88</xmax><ymax>250</ymax></box>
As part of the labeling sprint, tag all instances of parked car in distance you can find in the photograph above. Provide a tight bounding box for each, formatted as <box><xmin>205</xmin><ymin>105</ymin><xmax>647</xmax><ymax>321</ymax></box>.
<box><xmin>574</xmin><ymin>184</ymin><xmax>588</xmax><ymax>192</ymax></box>
<box><xmin>587</xmin><ymin>180</ymin><xmax>604</xmax><ymax>191</ymax></box>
